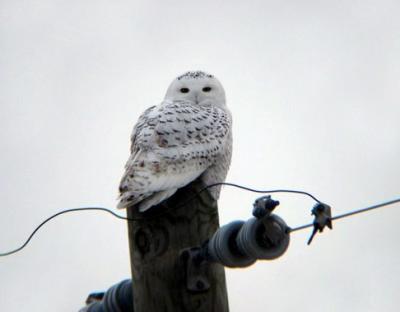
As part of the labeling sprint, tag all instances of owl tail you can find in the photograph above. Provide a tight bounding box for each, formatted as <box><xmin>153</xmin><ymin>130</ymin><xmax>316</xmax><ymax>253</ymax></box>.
<box><xmin>117</xmin><ymin>188</ymin><xmax>178</xmax><ymax>211</ymax></box>
<box><xmin>117</xmin><ymin>192</ymin><xmax>145</xmax><ymax>209</ymax></box>
<box><xmin>136</xmin><ymin>188</ymin><xmax>178</xmax><ymax>212</ymax></box>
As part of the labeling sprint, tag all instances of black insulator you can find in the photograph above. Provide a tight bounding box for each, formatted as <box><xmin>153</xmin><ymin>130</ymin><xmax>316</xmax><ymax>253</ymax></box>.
<box><xmin>207</xmin><ymin>220</ymin><xmax>256</xmax><ymax>267</ymax></box>
<box><xmin>80</xmin><ymin>279</ymin><xmax>134</xmax><ymax>312</ymax></box>
<box><xmin>236</xmin><ymin>214</ymin><xmax>290</xmax><ymax>260</ymax></box>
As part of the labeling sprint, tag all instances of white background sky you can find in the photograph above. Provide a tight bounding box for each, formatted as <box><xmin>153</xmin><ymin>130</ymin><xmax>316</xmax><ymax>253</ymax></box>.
<box><xmin>1</xmin><ymin>1</ymin><xmax>399</xmax><ymax>311</ymax></box>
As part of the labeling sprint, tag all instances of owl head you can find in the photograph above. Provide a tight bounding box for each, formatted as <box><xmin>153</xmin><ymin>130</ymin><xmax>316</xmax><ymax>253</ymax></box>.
<box><xmin>165</xmin><ymin>71</ymin><xmax>226</xmax><ymax>107</ymax></box>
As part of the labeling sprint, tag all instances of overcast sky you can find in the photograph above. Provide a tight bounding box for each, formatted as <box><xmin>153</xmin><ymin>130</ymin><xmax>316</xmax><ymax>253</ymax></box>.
<box><xmin>1</xmin><ymin>1</ymin><xmax>399</xmax><ymax>311</ymax></box>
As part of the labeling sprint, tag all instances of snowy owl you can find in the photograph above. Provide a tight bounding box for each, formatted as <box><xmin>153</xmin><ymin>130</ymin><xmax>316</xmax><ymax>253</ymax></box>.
<box><xmin>118</xmin><ymin>71</ymin><xmax>232</xmax><ymax>212</ymax></box>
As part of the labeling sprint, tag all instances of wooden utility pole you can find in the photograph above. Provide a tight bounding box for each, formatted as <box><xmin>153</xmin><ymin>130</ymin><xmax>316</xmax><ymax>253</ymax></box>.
<box><xmin>126</xmin><ymin>178</ymin><xmax>229</xmax><ymax>312</ymax></box>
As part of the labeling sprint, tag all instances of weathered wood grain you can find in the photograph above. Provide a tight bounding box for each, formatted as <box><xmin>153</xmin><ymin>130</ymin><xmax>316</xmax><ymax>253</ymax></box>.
<box><xmin>127</xmin><ymin>178</ymin><xmax>229</xmax><ymax>312</ymax></box>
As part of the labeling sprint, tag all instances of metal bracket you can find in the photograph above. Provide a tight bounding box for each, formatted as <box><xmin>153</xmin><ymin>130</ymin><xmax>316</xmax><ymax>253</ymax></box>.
<box><xmin>252</xmin><ymin>195</ymin><xmax>280</xmax><ymax>219</ymax></box>
<box><xmin>307</xmin><ymin>202</ymin><xmax>333</xmax><ymax>245</ymax></box>
<box><xmin>251</xmin><ymin>195</ymin><xmax>285</xmax><ymax>247</ymax></box>
<box><xmin>180</xmin><ymin>247</ymin><xmax>210</xmax><ymax>292</ymax></box>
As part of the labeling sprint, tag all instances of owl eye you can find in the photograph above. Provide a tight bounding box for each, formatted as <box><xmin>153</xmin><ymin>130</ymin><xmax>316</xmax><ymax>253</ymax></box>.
<box><xmin>180</xmin><ymin>87</ymin><xmax>190</xmax><ymax>93</ymax></box>
<box><xmin>202</xmin><ymin>86</ymin><xmax>212</xmax><ymax>92</ymax></box>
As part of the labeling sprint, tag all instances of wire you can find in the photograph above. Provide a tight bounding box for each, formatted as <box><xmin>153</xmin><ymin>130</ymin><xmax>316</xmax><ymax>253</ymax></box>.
<box><xmin>289</xmin><ymin>197</ymin><xmax>400</xmax><ymax>233</ymax></box>
<box><xmin>0</xmin><ymin>182</ymin><xmax>320</xmax><ymax>257</ymax></box>
<box><xmin>0</xmin><ymin>208</ymin><xmax>126</xmax><ymax>257</ymax></box>
<box><xmin>1</xmin><ymin>182</ymin><xmax>399</xmax><ymax>257</ymax></box>
<box><xmin>204</xmin><ymin>182</ymin><xmax>322</xmax><ymax>203</ymax></box>
<box><xmin>122</xmin><ymin>182</ymin><xmax>322</xmax><ymax>221</ymax></box>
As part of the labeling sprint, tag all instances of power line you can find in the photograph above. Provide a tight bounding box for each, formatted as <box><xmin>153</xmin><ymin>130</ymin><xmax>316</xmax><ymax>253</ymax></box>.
<box><xmin>135</xmin><ymin>182</ymin><xmax>322</xmax><ymax>220</ymax></box>
<box><xmin>0</xmin><ymin>182</ymin><xmax>399</xmax><ymax>257</ymax></box>
<box><xmin>0</xmin><ymin>207</ymin><xmax>125</xmax><ymax>257</ymax></box>
<box><xmin>205</xmin><ymin>182</ymin><xmax>322</xmax><ymax>203</ymax></box>
<box><xmin>289</xmin><ymin>197</ymin><xmax>400</xmax><ymax>233</ymax></box>
<box><xmin>1</xmin><ymin>182</ymin><xmax>320</xmax><ymax>257</ymax></box>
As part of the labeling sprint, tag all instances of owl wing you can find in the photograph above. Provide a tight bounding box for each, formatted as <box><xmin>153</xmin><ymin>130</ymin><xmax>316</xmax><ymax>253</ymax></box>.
<box><xmin>118</xmin><ymin>100</ymin><xmax>231</xmax><ymax>209</ymax></box>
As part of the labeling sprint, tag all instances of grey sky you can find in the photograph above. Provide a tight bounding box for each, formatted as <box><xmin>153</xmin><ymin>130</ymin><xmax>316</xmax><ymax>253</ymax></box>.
<box><xmin>1</xmin><ymin>0</ymin><xmax>399</xmax><ymax>311</ymax></box>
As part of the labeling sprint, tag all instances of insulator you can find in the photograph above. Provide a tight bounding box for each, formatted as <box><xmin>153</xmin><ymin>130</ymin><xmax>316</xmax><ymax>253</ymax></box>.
<box><xmin>207</xmin><ymin>220</ymin><xmax>256</xmax><ymax>268</ymax></box>
<box><xmin>79</xmin><ymin>279</ymin><xmax>133</xmax><ymax>312</ymax></box>
<box><xmin>236</xmin><ymin>214</ymin><xmax>290</xmax><ymax>260</ymax></box>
